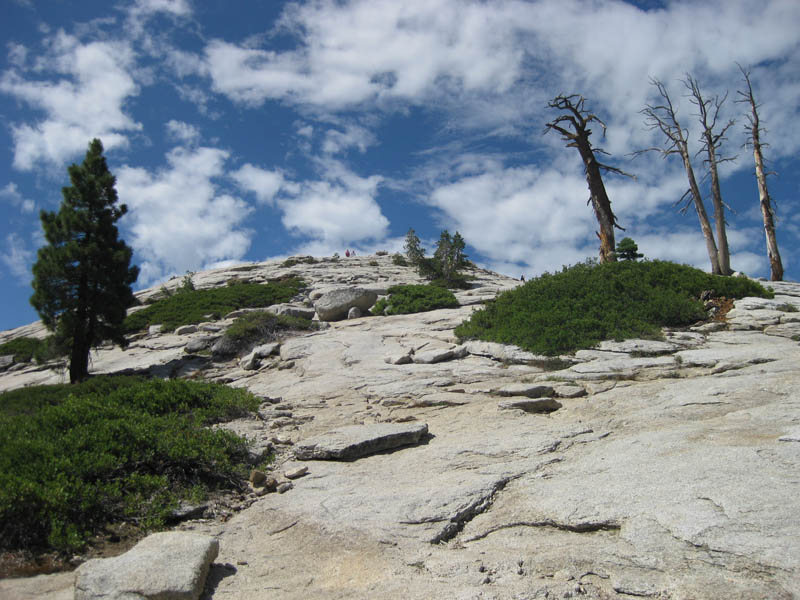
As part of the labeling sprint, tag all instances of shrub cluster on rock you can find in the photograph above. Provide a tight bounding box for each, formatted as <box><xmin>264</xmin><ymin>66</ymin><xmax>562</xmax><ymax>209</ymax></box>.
<box><xmin>213</xmin><ymin>311</ymin><xmax>317</xmax><ymax>356</ymax></box>
<box><xmin>124</xmin><ymin>278</ymin><xmax>303</xmax><ymax>333</ymax></box>
<box><xmin>0</xmin><ymin>336</ymin><xmax>63</xmax><ymax>365</ymax></box>
<box><xmin>0</xmin><ymin>376</ymin><xmax>260</xmax><ymax>554</ymax></box>
<box><xmin>371</xmin><ymin>284</ymin><xmax>459</xmax><ymax>316</ymax></box>
<box><xmin>455</xmin><ymin>260</ymin><xmax>773</xmax><ymax>356</ymax></box>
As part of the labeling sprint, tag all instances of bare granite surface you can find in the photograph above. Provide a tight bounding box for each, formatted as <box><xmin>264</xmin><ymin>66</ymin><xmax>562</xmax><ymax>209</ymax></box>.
<box><xmin>2</xmin><ymin>255</ymin><xmax>799</xmax><ymax>599</ymax></box>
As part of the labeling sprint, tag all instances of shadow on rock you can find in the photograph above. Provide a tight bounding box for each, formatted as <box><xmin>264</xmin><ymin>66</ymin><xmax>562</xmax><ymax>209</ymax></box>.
<box><xmin>202</xmin><ymin>562</ymin><xmax>237</xmax><ymax>599</ymax></box>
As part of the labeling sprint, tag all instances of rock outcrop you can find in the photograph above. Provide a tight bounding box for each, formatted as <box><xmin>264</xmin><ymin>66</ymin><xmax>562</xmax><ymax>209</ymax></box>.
<box><xmin>2</xmin><ymin>256</ymin><xmax>800</xmax><ymax>599</ymax></box>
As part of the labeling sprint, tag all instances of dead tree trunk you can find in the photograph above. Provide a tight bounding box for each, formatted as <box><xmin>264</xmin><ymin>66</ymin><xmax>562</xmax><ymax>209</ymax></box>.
<box><xmin>737</xmin><ymin>66</ymin><xmax>783</xmax><ymax>281</ymax></box>
<box><xmin>544</xmin><ymin>94</ymin><xmax>633</xmax><ymax>263</ymax></box>
<box><xmin>685</xmin><ymin>75</ymin><xmax>735</xmax><ymax>275</ymax></box>
<box><xmin>638</xmin><ymin>78</ymin><xmax>721</xmax><ymax>274</ymax></box>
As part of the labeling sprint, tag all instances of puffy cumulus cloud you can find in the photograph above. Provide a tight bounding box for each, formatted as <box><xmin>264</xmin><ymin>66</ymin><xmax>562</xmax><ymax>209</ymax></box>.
<box><xmin>278</xmin><ymin>161</ymin><xmax>388</xmax><ymax>249</ymax></box>
<box><xmin>0</xmin><ymin>183</ymin><xmax>35</xmax><ymax>213</ymax></box>
<box><xmin>322</xmin><ymin>124</ymin><xmax>376</xmax><ymax>155</ymax></box>
<box><xmin>165</xmin><ymin>119</ymin><xmax>201</xmax><ymax>145</ymax></box>
<box><xmin>231</xmin><ymin>164</ymin><xmax>285</xmax><ymax>206</ymax></box>
<box><xmin>116</xmin><ymin>146</ymin><xmax>253</xmax><ymax>285</ymax></box>
<box><xmin>426</xmin><ymin>164</ymin><xmax>601</xmax><ymax>274</ymax></box>
<box><xmin>1</xmin><ymin>232</ymin><xmax>34</xmax><ymax>283</ymax></box>
<box><xmin>0</xmin><ymin>31</ymin><xmax>141</xmax><ymax>170</ymax></box>
<box><xmin>204</xmin><ymin>0</ymin><xmax>524</xmax><ymax>109</ymax></box>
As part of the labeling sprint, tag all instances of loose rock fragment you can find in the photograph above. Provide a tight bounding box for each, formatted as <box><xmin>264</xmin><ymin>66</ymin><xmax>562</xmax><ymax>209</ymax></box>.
<box><xmin>498</xmin><ymin>398</ymin><xmax>563</xmax><ymax>414</ymax></box>
<box><xmin>285</xmin><ymin>466</ymin><xmax>309</xmax><ymax>479</ymax></box>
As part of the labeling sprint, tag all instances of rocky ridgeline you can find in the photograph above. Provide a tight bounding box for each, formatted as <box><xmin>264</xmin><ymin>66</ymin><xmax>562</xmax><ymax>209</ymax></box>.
<box><xmin>2</xmin><ymin>256</ymin><xmax>800</xmax><ymax>599</ymax></box>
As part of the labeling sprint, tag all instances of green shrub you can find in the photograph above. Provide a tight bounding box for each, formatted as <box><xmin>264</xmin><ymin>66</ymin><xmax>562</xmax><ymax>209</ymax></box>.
<box><xmin>281</xmin><ymin>256</ymin><xmax>317</xmax><ymax>268</ymax></box>
<box><xmin>371</xmin><ymin>284</ymin><xmax>459</xmax><ymax>316</ymax></box>
<box><xmin>455</xmin><ymin>260</ymin><xmax>773</xmax><ymax>356</ymax></box>
<box><xmin>0</xmin><ymin>336</ymin><xmax>64</xmax><ymax>364</ymax></box>
<box><xmin>392</xmin><ymin>253</ymin><xmax>408</xmax><ymax>266</ymax></box>
<box><xmin>213</xmin><ymin>311</ymin><xmax>317</xmax><ymax>356</ymax></box>
<box><xmin>0</xmin><ymin>376</ymin><xmax>259</xmax><ymax>554</ymax></box>
<box><xmin>369</xmin><ymin>260</ymin><xmax>379</xmax><ymax>267</ymax></box>
<box><xmin>124</xmin><ymin>278</ymin><xmax>303</xmax><ymax>333</ymax></box>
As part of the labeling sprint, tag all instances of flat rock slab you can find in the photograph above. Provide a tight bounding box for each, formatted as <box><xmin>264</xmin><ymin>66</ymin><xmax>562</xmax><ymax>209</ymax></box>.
<box><xmin>74</xmin><ymin>532</ymin><xmax>218</xmax><ymax>600</ymax></box>
<box><xmin>294</xmin><ymin>422</ymin><xmax>429</xmax><ymax>460</ymax></box>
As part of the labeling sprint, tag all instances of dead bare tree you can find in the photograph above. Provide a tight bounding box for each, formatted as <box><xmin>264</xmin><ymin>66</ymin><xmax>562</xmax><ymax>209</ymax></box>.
<box><xmin>737</xmin><ymin>65</ymin><xmax>783</xmax><ymax>281</ymax></box>
<box><xmin>685</xmin><ymin>74</ymin><xmax>735</xmax><ymax>275</ymax></box>
<box><xmin>637</xmin><ymin>78</ymin><xmax>722</xmax><ymax>274</ymax></box>
<box><xmin>544</xmin><ymin>94</ymin><xmax>633</xmax><ymax>263</ymax></box>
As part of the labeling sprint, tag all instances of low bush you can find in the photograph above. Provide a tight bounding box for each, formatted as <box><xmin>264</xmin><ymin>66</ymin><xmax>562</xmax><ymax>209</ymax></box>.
<box><xmin>124</xmin><ymin>278</ymin><xmax>303</xmax><ymax>333</ymax></box>
<box><xmin>281</xmin><ymin>256</ymin><xmax>317</xmax><ymax>268</ymax></box>
<box><xmin>0</xmin><ymin>376</ymin><xmax>259</xmax><ymax>554</ymax></box>
<box><xmin>213</xmin><ymin>311</ymin><xmax>317</xmax><ymax>356</ymax></box>
<box><xmin>391</xmin><ymin>253</ymin><xmax>408</xmax><ymax>266</ymax></box>
<box><xmin>0</xmin><ymin>336</ymin><xmax>63</xmax><ymax>364</ymax></box>
<box><xmin>371</xmin><ymin>284</ymin><xmax>459</xmax><ymax>316</ymax></box>
<box><xmin>455</xmin><ymin>260</ymin><xmax>773</xmax><ymax>356</ymax></box>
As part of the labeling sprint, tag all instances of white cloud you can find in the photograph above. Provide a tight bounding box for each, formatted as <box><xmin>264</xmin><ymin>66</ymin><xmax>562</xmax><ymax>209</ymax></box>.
<box><xmin>0</xmin><ymin>31</ymin><xmax>141</xmax><ymax>170</ymax></box>
<box><xmin>427</xmin><ymin>165</ymin><xmax>598</xmax><ymax>271</ymax></box>
<box><xmin>279</xmin><ymin>160</ymin><xmax>388</xmax><ymax>249</ymax></box>
<box><xmin>1</xmin><ymin>232</ymin><xmax>34</xmax><ymax>283</ymax></box>
<box><xmin>204</xmin><ymin>0</ymin><xmax>525</xmax><ymax>109</ymax></box>
<box><xmin>321</xmin><ymin>124</ymin><xmax>376</xmax><ymax>155</ymax></box>
<box><xmin>116</xmin><ymin>146</ymin><xmax>254</xmax><ymax>285</ymax></box>
<box><xmin>7</xmin><ymin>42</ymin><xmax>28</xmax><ymax>68</ymax></box>
<box><xmin>0</xmin><ymin>183</ymin><xmax>35</xmax><ymax>213</ymax></box>
<box><xmin>129</xmin><ymin>0</ymin><xmax>191</xmax><ymax>17</ymax></box>
<box><xmin>165</xmin><ymin>119</ymin><xmax>200</xmax><ymax>145</ymax></box>
<box><xmin>231</xmin><ymin>164</ymin><xmax>284</xmax><ymax>206</ymax></box>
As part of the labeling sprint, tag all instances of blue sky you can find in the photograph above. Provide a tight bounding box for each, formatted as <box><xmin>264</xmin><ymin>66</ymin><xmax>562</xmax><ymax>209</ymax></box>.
<box><xmin>1</xmin><ymin>0</ymin><xmax>799</xmax><ymax>333</ymax></box>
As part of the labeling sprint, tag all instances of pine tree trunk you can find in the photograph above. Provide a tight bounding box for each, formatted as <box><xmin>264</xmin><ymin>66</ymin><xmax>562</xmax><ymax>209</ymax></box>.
<box><xmin>754</xmin><ymin>143</ymin><xmax>783</xmax><ymax>280</ymax></box>
<box><xmin>578</xmin><ymin>140</ymin><xmax>617</xmax><ymax>262</ymax></box>
<box><xmin>706</xmin><ymin>143</ymin><xmax>732</xmax><ymax>275</ymax></box>
<box><xmin>680</xmin><ymin>143</ymin><xmax>721</xmax><ymax>274</ymax></box>
<box><xmin>69</xmin><ymin>274</ymin><xmax>91</xmax><ymax>383</ymax></box>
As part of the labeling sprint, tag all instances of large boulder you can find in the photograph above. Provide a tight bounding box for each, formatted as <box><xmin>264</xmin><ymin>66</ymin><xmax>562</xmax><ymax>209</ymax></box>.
<box><xmin>75</xmin><ymin>531</ymin><xmax>219</xmax><ymax>600</ymax></box>
<box><xmin>74</xmin><ymin>532</ymin><xmax>218</xmax><ymax>600</ymax></box>
<box><xmin>314</xmin><ymin>288</ymin><xmax>377</xmax><ymax>321</ymax></box>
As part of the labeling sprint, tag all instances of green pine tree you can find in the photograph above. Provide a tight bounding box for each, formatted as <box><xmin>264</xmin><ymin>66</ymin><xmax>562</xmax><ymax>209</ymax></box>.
<box><xmin>615</xmin><ymin>237</ymin><xmax>644</xmax><ymax>261</ymax></box>
<box><xmin>404</xmin><ymin>228</ymin><xmax>425</xmax><ymax>266</ymax></box>
<box><xmin>31</xmin><ymin>139</ymin><xmax>139</xmax><ymax>383</ymax></box>
<box><xmin>433</xmin><ymin>230</ymin><xmax>454</xmax><ymax>280</ymax></box>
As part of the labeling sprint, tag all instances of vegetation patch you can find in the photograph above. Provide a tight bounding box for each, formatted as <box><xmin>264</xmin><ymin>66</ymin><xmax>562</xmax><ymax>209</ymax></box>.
<box><xmin>0</xmin><ymin>376</ymin><xmax>259</xmax><ymax>555</ymax></box>
<box><xmin>0</xmin><ymin>336</ymin><xmax>63</xmax><ymax>364</ymax></box>
<box><xmin>455</xmin><ymin>260</ymin><xmax>773</xmax><ymax>356</ymax></box>
<box><xmin>371</xmin><ymin>284</ymin><xmax>459</xmax><ymax>316</ymax></box>
<box><xmin>213</xmin><ymin>311</ymin><xmax>318</xmax><ymax>356</ymax></box>
<box><xmin>124</xmin><ymin>278</ymin><xmax>303</xmax><ymax>333</ymax></box>
<box><xmin>281</xmin><ymin>256</ymin><xmax>317</xmax><ymax>268</ymax></box>
<box><xmin>392</xmin><ymin>253</ymin><xmax>408</xmax><ymax>266</ymax></box>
